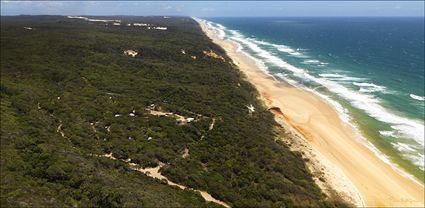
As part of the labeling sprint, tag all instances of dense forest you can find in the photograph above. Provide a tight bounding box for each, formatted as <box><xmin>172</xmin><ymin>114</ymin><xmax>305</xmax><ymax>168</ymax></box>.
<box><xmin>1</xmin><ymin>16</ymin><xmax>348</xmax><ymax>207</ymax></box>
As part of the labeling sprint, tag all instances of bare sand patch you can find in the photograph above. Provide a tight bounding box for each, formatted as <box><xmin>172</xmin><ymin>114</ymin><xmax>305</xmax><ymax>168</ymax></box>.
<box><xmin>97</xmin><ymin>153</ymin><xmax>230</xmax><ymax>208</ymax></box>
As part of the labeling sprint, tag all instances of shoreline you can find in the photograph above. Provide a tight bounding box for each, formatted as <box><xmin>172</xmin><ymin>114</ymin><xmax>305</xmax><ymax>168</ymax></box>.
<box><xmin>196</xmin><ymin>18</ymin><xmax>425</xmax><ymax>207</ymax></box>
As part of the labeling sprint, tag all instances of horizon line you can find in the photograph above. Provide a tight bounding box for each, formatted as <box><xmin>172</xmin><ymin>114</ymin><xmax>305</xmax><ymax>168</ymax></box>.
<box><xmin>1</xmin><ymin>14</ymin><xmax>424</xmax><ymax>18</ymax></box>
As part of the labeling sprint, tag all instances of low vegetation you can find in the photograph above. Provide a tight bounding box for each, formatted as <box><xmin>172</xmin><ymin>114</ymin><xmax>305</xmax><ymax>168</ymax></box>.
<box><xmin>1</xmin><ymin>15</ymin><xmax>349</xmax><ymax>207</ymax></box>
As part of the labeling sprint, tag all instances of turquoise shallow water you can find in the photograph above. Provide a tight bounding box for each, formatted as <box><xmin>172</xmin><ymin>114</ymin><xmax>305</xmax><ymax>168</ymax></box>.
<box><xmin>201</xmin><ymin>17</ymin><xmax>425</xmax><ymax>181</ymax></box>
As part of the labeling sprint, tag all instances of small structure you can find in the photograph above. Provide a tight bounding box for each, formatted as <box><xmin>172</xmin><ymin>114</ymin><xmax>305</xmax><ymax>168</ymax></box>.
<box><xmin>246</xmin><ymin>104</ymin><xmax>255</xmax><ymax>115</ymax></box>
<box><xmin>124</xmin><ymin>50</ymin><xmax>138</xmax><ymax>57</ymax></box>
<box><xmin>114</xmin><ymin>114</ymin><xmax>121</xmax><ymax>117</ymax></box>
<box><xmin>24</xmin><ymin>27</ymin><xmax>33</xmax><ymax>30</ymax></box>
<box><xmin>147</xmin><ymin>137</ymin><xmax>153</xmax><ymax>141</ymax></box>
<box><xmin>186</xmin><ymin>117</ymin><xmax>195</xmax><ymax>123</ymax></box>
<box><xmin>113</xmin><ymin>22</ymin><xmax>121</xmax><ymax>26</ymax></box>
<box><xmin>181</xmin><ymin>49</ymin><xmax>186</xmax><ymax>54</ymax></box>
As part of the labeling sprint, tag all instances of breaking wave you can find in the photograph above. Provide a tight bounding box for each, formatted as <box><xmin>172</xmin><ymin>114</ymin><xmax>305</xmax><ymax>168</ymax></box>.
<box><xmin>201</xmin><ymin>18</ymin><xmax>425</xmax><ymax>171</ymax></box>
<box><xmin>410</xmin><ymin>94</ymin><xmax>425</xmax><ymax>101</ymax></box>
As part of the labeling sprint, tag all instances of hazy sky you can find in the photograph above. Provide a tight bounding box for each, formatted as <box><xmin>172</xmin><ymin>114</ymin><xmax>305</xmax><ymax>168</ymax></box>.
<box><xmin>1</xmin><ymin>1</ymin><xmax>424</xmax><ymax>17</ymax></box>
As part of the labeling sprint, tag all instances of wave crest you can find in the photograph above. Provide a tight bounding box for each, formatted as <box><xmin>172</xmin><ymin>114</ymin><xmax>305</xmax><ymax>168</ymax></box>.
<box><xmin>410</xmin><ymin>94</ymin><xmax>425</xmax><ymax>101</ymax></box>
<box><xmin>201</xmin><ymin>18</ymin><xmax>425</xmax><ymax>171</ymax></box>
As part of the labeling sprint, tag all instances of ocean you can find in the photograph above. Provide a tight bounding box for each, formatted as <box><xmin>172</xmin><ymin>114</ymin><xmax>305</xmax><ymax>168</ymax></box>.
<box><xmin>201</xmin><ymin>17</ymin><xmax>425</xmax><ymax>182</ymax></box>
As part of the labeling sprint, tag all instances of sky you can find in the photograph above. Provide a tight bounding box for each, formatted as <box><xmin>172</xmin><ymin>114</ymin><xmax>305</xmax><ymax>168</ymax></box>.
<box><xmin>1</xmin><ymin>1</ymin><xmax>424</xmax><ymax>17</ymax></box>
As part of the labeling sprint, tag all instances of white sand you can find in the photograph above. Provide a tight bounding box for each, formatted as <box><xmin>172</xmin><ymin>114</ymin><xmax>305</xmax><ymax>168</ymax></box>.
<box><xmin>197</xmin><ymin>18</ymin><xmax>424</xmax><ymax>207</ymax></box>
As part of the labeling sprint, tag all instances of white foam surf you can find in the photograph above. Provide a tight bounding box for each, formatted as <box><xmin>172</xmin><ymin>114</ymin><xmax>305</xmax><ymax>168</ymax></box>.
<box><xmin>301</xmin><ymin>60</ymin><xmax>329</xmax><ymax>66</ymax></box>
<box><xmin>302</xmin><ymin>59</ymin><xmax>320</xmax><ymax>64</ymax></box>
<box><xmin>353</xmin><ymin>82</ymin><xmax>382</xmax><ymax>87</ymax></box>
<box><xmin>392</xmin><ymin>143</ymin><xmax>425</xmax><ymax>171</ymax></box>
<box><xmin>319</xmin><ymin>73</ymin><xmax>343</xmax><ymax>78</ymax></box>
<box><xmin>201</xmin><ymin>18</ymin><xmax>425</xmax><ymax>174</ymax></box>
<box><xmin>393</xmin><ymin>142</ymin><xmax>416</xmax><ymax>152</ymax></box>
<box><xmin>205</xmin><ymin>21</ymin><xmax>226</xmax><ymax>40</ymax></box>
<box><xmin>410</xmin><ymin>94</ymin><xmax>425</xmax><ymax>101</ymax></box>
<box><xmin>379</xmin><ymin>130</ymin><xmax>395</xmax><ymax>137</ymax></box>
<box><xmin>227</xmin><ymin>27</ymin><xmax>425</xmax><ymax>148</ymax></box>
<box><xmin>274</xmin><ymin>73</ymin><xmax>299</xmax><ymax>86</ymax></box>
<box><xmin>247</xmin><ymin>38</ymin><xmax>308</xmax><ymax>58</ymax></box>
<box><xmin>319</xmin><ymin>74</ymin><xmax>366</xmax><ymax>82</ymax></box>
<box><xmin>359</xmin><ymin>88</ymin><xmax>378</xmax><ymax>93</ymax></box>
<box><xmin>329</xmin><ymin>77</ymin><xmax>367</xmax><ymax>82</ymax></box>
<box><xmin>353</xmin><ymin>82</ymin><xmax>386</xmax><ymax>93</ymax></box>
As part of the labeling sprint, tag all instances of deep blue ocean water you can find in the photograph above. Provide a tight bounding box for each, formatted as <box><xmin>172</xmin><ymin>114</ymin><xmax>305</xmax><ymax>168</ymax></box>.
<box><xmin>201</xmin><ymin>17</ymin><xmax>424</xmax><ymax>180</ymax></box>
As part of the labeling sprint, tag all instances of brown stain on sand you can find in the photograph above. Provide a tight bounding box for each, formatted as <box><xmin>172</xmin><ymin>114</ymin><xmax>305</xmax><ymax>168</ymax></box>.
<box><xmin>261</xmin><ymin>92</ymin><xmax>273</xmax><ymax>106</ymax></box>
<box><xmin>198</xmin><ymin>19</ymin><xmax>425</xmax><ymax>207</ymax></box>
<box><xmin>292</xmin><ymin>125</ymin><xmax>314</xmax><ymax>142</ymax></box>
<box><xmin>267</xmin><ymin>97</ymin><xmax>314</xmax><ymax>142</ymax></box>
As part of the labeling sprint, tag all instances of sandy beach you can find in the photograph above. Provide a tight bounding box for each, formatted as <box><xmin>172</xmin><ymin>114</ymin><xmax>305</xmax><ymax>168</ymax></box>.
<box><xmin>197</xmin><ymin>19</ymin><xmax>425</xmax><ymax>207</ymax></box>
